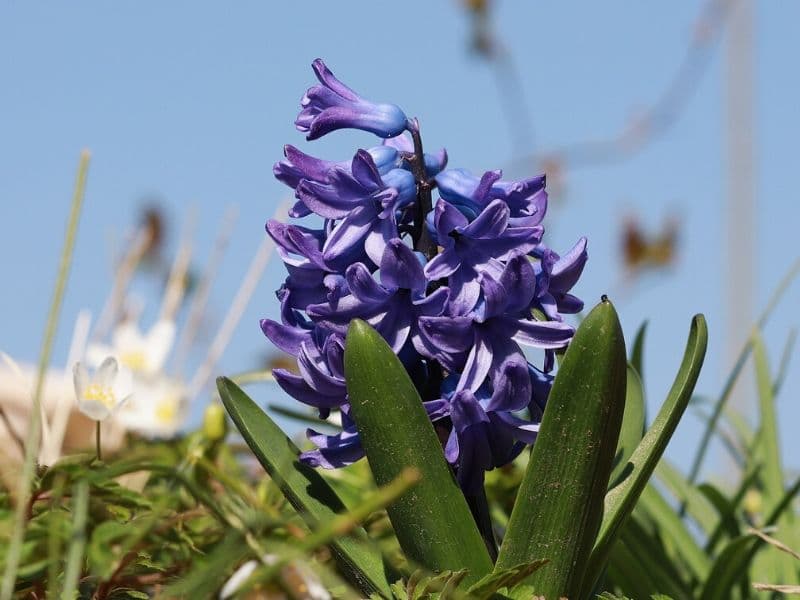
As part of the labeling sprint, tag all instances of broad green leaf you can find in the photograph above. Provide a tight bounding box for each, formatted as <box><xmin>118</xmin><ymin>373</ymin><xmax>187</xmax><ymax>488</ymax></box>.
<box><xmin>495</xmin><ymin>299</ymin><xmax>627</xmax><ymax>599</ymax></box>
<box><xmin>217</xmin><ymin>377</ymin><xmax>394</xmax><ymax>598</ymax></box>
<box><xmin>343</xmin><ymin>320</ymin><xmax>492</xmax><ymax>584</ymax></box>
<box><xmin>581</xmin><ymin>314</ymin><xmax>707</xmax><ymax>597</ymax></box>
<box><xmin>610</xmin><ymin>364</ymin><xmax>646</xmax><ymax>488</ymax></box>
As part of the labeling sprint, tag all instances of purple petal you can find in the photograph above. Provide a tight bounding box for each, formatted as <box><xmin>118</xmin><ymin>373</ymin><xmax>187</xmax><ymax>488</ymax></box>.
<box><xmin>380</xmin><ymin>239</ymin><xmax>426</xmax><ymax>293</ymax></box>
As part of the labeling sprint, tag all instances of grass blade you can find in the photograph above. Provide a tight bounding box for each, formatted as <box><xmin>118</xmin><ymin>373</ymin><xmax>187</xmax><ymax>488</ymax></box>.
<box><xmin>581</xmin><ymin>314</ymin><xmax>707</xmax><ymax>596</ymax></box>
<box><xmin>61</xmin><ymin>479</ymin><xmax>90</xmax><ymax>599</ymax></box>
<box><xmin>688</xmin><ymin>258</ymin><xmax>800</xmax><ymax>485</ymax></box>
<box><xmin>495</xmin><ymin>298</ymin><xmax>627</xmax><ymax>599</ymax></box>
<box><xmin>217</xmin><ymin>377</ymin><xmax>394</xmax><ymax>598</ymax></box>
<box><xmin>1</xmin><ymin>152</ymin><xmax>90</xmax><ymax>600</ymax></box>
<box><xmin>343</xmin><ymin>320</ymin><xmax>493</xmax><ymax>584</ymax></box>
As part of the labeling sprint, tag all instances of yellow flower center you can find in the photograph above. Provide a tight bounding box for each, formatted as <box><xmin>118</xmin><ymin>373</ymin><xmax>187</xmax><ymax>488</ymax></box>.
<box><xmin>155</xmin><ymin>398</ymin><xmax>178</xmax><ymax>424</ymax></box>
<box><xmin>83</xmin><ymin>383</ymin><xmax>116</xmax><ymax>408</ymax></box>
<box><xmin>119</xmin><ymin>350</ymin><xmax>147</xmax><ymax>371</ymax></box>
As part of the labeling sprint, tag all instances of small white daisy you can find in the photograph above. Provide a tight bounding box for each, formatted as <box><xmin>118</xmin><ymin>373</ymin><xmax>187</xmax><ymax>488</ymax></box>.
<box><xmin>73</xmin><ymin>357</ymin><xmax>133</xmax><ymax>421</ymax></box>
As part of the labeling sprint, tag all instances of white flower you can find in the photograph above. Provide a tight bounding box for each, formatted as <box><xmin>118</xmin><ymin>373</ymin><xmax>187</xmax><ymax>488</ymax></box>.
<box><xmin>73</xmin><ymin>357</ymin><xmax>133</xmax><ymax>421</ymax></box>
<box><xmin>87</xmin><ymin>319</ymin><xmax>176</xmax><ymax>377</ymax></box>
<box><xmin>116</xmin><ymin>375</ymin><xmax>187</xmax><ymax>438</ymax></box>
<box><xmin>219</xmin><ymin>555</ymin><xmax>330</xmax><ymax>600</ymax></box>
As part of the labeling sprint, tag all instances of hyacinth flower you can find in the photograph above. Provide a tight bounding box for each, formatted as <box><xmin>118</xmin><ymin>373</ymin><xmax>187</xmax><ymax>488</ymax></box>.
<box><xmin>420</xmin><ymin>256</ymin><xmax>573</xmax><ymax>393</ymax></box>
<box><xmin>275</xmin><ymin>144</ymin><xmax>400</xmax><ymax>217</ymax></box>
<box><xmin>307</xmin><ymin>239</ymin><xmax>449</xmax><ymax>353</ymax></box>
<box><xmin>295</xmin><ymin>58</ymin><xmax>409</xmax><ymax>141</ymax></box>
<box><xmin>297</xmin><ymin>149</ymin><xmax>416</xmax><ymax>267</ymax></box>
<box><xmin>424</xmin><ymin>198</ymin><xmax>543</xmax><ymax>314</ymax></box>
<box><xmin>532</xmin><ymin>236</ymin><xmax>589</xmax><ymax>321</ymax></box>
<box><xmin>436</xmin><ymin>168</ymin><xmax>548</xmax><ymax>221</ymax></box>
<box><xmin>260</xmin><ymin>58</ymin><xmax>587</xmax><ymax>498</ymax></box>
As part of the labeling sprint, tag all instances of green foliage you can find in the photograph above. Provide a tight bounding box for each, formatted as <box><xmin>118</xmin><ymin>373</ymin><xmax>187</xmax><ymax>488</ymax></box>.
<box><xmin>496</xmin><ymin>298</ymin><xmax>628</xmax><ymax>599</ymax></box>
<box><xmin>343</xmin><ymin>319</ymin><xmax>494</xmax><ymax>584</ymax></box>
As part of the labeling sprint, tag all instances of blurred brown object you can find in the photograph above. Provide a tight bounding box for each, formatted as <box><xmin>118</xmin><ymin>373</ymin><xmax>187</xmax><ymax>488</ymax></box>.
<box><xmin>265</xmin><ymin>353</ymin><xmax>300</xmax><ymax>375</ymax></box>
<box><xmin>461</xmin><ymin>0</ymin><xmax>495</xmax><ymax>57</ymax></box>
<box><xmin>622</xmin><ymin>214</ymin><xmax>679</xmax><ymax>274</ymax></box>
<box><xmin>140</xmin><ymin>203</ymin><xmax>167</xmax><ymax>262</ymax></box>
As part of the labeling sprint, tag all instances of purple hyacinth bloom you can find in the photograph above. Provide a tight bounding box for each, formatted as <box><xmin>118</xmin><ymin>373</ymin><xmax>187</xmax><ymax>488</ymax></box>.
<box><xmin>436</xmin><ymin>168</ymin><xmax>548</xmax><ymax>221</ymax></box>
<box><xmin>533</xmin><ymin>237</ymin><xmax>588</xmax><ymax>321</ymax></box>
<box><xmin>295</xmin><ymin>59</ymin><xmax>409</xmax><ymax>141</ymax></box>
<box><xmin>297</xmin><ymin>150</ymin><xmax>416</xmax><ymax>267</ymax></box>
<box><xmin>424</xmin><ymin>199</ymin><xmax>543</xmax><ymax>314</ymax></box>
<box><xmin>382</xmin><ymin>132</ymin><xmax>449</xmax><ymax>177</ymax></box>
<box><xmin>308</xmin><ymin>239</ymin><xmax>449</xmax><ymax>354</ymax></box>
<box><xmin>420</xmin><ymin>255</ymin><xmax>573</xmax><ymax>393</ymax></box>
<box><xmin>301</xmin><ymin>400</ymin><xmax>449</xmax><ymax>469</ymax></box>
<box><xmin>274</xmin><ymin>145</ymin><xmax>400</xmax><ymax>218</ymax></box>
<box><xmin>440</xmin><ymin>360</ymin><xmax>540</xmax><ymax>492</ymax></box>
<box><xmin>269</xmin><ymin>334</ymin><xmax>348</xmax><ymax>419</ymax></box>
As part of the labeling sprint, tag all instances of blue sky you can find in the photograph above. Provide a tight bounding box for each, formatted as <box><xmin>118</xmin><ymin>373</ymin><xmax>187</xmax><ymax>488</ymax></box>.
<box><xmin>1</xmin><ymin>2</ymin><xmax>798</xmax><ymax>479</ymax></box>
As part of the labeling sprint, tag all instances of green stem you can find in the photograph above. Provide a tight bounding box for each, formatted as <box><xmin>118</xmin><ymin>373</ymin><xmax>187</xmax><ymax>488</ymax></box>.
<box><xmin>0</xmin><ymin>151</ymin><xmax>90</xmax><ymax>600</ymax></box>
<box><xmin>96</xmin><ymin>421</ymin><xmax>102</xmax><ymax>462</ymax></box>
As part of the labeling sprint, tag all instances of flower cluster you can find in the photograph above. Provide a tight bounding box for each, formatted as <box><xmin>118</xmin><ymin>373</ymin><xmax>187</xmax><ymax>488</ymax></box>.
<box><xmin>262</xmin><ymin>59</ymin><xmax>587</xmax><ymax>492</ymax></box>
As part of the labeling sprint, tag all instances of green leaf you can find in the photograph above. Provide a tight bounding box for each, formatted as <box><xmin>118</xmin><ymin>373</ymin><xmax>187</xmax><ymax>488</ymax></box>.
<box><xmin>655</xmin><ymin>459</ymin><xmax>717</xmax><ymax>535</ymax></box>
<box><xmin>699</xmin><ymin>476</ymin><xmax>800</xmax><ymax>600</ymax></box>
<box><xmin>610</xmin><ymin>364</ymin><xmax>646</xmax><ymax>488</ymax></box>
<box><xmin>687</xmin><ymin>258</ymin><xmax>800</xmax><ymax>485</ymax></box>
<box><xmin>582</xmin><ymin>314</ymin><xmax>707</xmax><ymax>597</ymax></box>
<box><xmin>638</xmin><ymin>484</ymin><xmax>710</xmax><ymax>582</ymax></box>
<box><xmin>495</xmin><ymin>298</ymin><xmax>628</xmax><ymax>599</ymax></box>
<box><xmin>467</xmin><ymin>560</ymin><xmax>548</xmax><ymax>600</ymax></box>
<box><xmin>630</xmin><ymin>320</ymin><xmax>648</xmax><ymax>385</ymax></box>
<box><xmin>343</xmin><ymin>320</ymin><xmax>493</xmax><ymax>584</ymax></box>
<box><xmin>751</xmin><ymin>330</ymin><xmax>795</xmax><ymax>585</ymax></box>
<box><xmin>217</xmin><ymin>377</ymin><xmax>394</xmax><ymax>598</ymax></box>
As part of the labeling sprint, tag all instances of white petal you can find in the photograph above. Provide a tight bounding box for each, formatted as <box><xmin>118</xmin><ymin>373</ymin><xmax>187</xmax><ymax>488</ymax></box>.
<box><xmin>144</xmin><ymin>320</ymin><xmax>176</xmax><ymax>372</ymax></box>
<box><xmin>73</xmin><ymin>361</ymin><xmax>89</xmax><ymax>402</ymax></box>
<box><xmin>219</xmin><ymin>560</ymin><xmax>258</xmax><ymax>599</ymax></box>
<box><xmin>113</xmin><ymin>366</ymin><xmax>134</xmax><ymax>405</ymax></box>
<box><xmin>85</xmin><ymin>343</ymin><xmax>113</xmax><ymax>369</ymax></box>
<box><xmin>78</xmin><ymin>399</ymin><xmax>112</xmax><ymax>421</ymax></box>
<box><xmin>95</xmin><ymin>356</ymin><xmax>120</xmax><ymax>388</ymax></box>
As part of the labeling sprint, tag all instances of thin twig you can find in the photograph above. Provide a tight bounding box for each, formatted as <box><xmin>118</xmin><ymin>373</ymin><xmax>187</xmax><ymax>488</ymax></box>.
<box><xmin>187</xmin><ymin>199</ymin><xmax>290</xmax><ymax>400</ymax></box>
<box><xmin>158</xmin><ymin>207</ymin><xmax>197</xmax><ymax>322</ymax></box>
<box><xmin>172</xmin><ymin>205</ymin><xmax>239</xmax><ymax>375</ymax></box>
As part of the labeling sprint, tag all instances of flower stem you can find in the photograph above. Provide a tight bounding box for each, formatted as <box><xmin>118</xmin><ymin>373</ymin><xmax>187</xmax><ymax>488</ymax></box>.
<box><xmin>96</xmin><ymin>421</ymin><xmax>102</xmax><ymax>462</ymax></box>
<box><xmin>408</xmin><ymin>121</ymin><xmax>438</xmax><ymax>261</ymax></box>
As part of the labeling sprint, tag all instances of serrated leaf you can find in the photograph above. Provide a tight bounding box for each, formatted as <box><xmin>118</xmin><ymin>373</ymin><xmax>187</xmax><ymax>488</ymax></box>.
<box><xmin>217</xmin><ymin>377</ymin><xmax>394</xmax><ymax>598</ymax></box>
<box><xmin>343</xmin><ymin>320</ymin><xmax>493</xmax><ymax>584</ymax></box>
<box><xmin>495</xmin><ymin>299</ymin><xmax>628</xmax><ymax>599</ymax></box>
<box><xmin>582</xmin><ymin>314</ymin><xmax>707</xmax><ymax>597</ymax></box>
